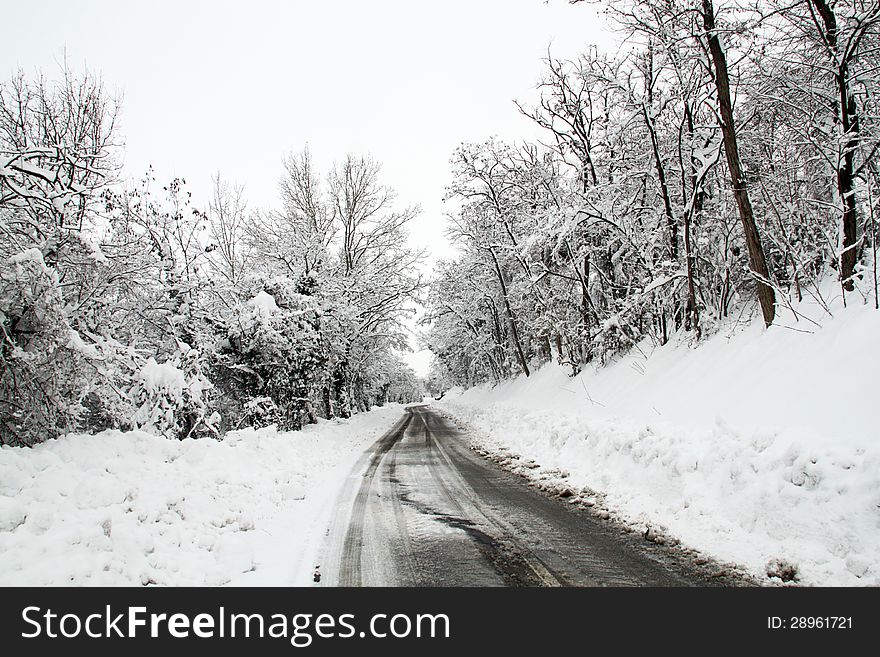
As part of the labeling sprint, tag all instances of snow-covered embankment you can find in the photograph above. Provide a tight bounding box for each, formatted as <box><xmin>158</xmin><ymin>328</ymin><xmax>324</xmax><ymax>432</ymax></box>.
<box><xmin>0</xmin><ymin>405</ymin><xmax>404</xmax><ymax>585</ymax></box>
<box><xmin>438</xmin><ymin>303</ymin><xmax>880</xmax><ymax>586</ymax></box>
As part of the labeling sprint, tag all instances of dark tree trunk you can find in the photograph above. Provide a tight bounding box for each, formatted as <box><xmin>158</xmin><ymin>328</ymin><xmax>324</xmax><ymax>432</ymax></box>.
<box><xmin>488</xmin><ymin>247</ymin><xmax>531</xmax><ymax>377</ymax></box>
<box><xmin>647</xmin><ymin>110</ymin><xmax>678</xmax><ymax>261</ymax></box>
<box><xmin>322</xmin><ymin>384</ymin><xmax>333</xmax><ymax>419</ymax></box>
<box><xmin>683</xmin><ymin>103</ymin><xmax>701</xmax><ymax>338</ymax></box>
<box><xmin>683</xmin><ymin>208</ymin><xmax>700</xmax><ymax>337</ymax></box>
<box><xmin>811</xmin><ymin>0</ymin><xmax>860</xmax><ymax>291</ymax></box>
<box><xmin>483</xmin><ymin>297</ymin><xmax>508</xmax><ymax>377</ymax></box>
<box><xmin>332</xmin><ymin>359</ymin><xmax>351</xmax><ymax>419</ymax></box>
<box><xmin>644</xmin><ymin>79</ymin><xmax>681</xmax><ymax>333</ymax></box>
<box><xmin>642</xmin><ymin>44</ymin><xmax>678</xmax><ymax>261</ymax></box>
<box><xmin>542</xmin><ymin>334</ymin><xmax>553</xmax><ymax>362</ymax></box>
<box><xmin>582</xmin><ymin>254</ymin><xmax>592</xmax><ymax>354</ymax></box>
<box><xmin>702</xmin><ymin>0</ymin><xmax>776</xmax><ymax>326</ymax></box>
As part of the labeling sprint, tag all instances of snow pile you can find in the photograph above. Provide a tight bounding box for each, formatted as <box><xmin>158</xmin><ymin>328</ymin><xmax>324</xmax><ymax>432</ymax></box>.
<box><xmin>438</xmin><ymin>300</ymin><xmax>880</xmax><ymax>586</ymax></box>
<box><xmin>247</xmin><ymin>289</ymin><xmax>281</xmax><ymax>319</ymax></box>
<box><xmin>129</xmin><ymin>355</ymin><xmax>213</xmax><ymax>438</ymax></box>
<box><xmin>0</xmin><ymin>404</ymin><xmax>404</xmax><ymax>586</ymax></box>
<box><xmin>136</xmin><ymin>357</ymin><xmax>188</xmax><ymax>398</ymax></box>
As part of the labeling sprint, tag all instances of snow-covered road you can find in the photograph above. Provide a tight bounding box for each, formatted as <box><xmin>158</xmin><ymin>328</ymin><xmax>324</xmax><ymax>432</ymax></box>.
<box><xmin>319</xmin><ymin>405</ymin><xmax>739</xmax><ymax>586</ymax></box>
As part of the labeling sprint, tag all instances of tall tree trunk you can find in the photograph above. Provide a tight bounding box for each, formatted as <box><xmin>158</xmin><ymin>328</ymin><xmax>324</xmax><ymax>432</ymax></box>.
<box><xmin>838</xmin><ymin>105</ymin><xmax>859</xmax><ymax>291</ymax></box>
<box><xmin>581</xmin><ymin>254</ymin><xmax>592</xmax><ymax>361</ymax></box>
<box><xmin>683</xmin><ymin>103</ymin><xmax>701</xmax><ymax>338</ymax></box>
<box><xmin>811</xmin><ymin>0</ymin><xmax>859</xmax><ymax>291</ymax></box>
<box><xmin>702</xmin><ymin>0</ymin><xmax>776</xmax><ymax>326</ymax></box>
<box><xmin>642</xmin><ymin>44</ymin><xmax>678</xmax><ymax>261</ymax></box>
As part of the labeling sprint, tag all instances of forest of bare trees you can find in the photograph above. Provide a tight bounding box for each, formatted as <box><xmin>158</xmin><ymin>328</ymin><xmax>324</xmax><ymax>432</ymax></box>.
<box><xmin>2</xmin><ymin>0</ymin><xmax>879</xmax><ymax>443</ymax></box>
<box><xmin>0</xmin><ymin>70</ymin><xmax>423</xmax><ymax>446</ymax></box>
<box><xmin>425</xmin><ymin>0</ymin><xmax>880</xmax><ymax>389</ymax></box>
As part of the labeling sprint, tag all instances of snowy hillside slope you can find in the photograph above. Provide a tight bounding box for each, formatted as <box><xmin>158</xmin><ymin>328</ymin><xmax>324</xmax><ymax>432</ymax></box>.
<box><xmin>0</xmin><ymin>405</ymin><xmax>404</xmax><ymax>586</ymax></box>
<box><xmin>438</xmin><ymin>293</ymin><xmax>880</xmax><ymax>586</ymax></box>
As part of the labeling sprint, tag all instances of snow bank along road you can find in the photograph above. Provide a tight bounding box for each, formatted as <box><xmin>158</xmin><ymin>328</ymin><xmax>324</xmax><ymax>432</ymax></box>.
<box><xmin>321</xmin><ymin>405</ymin><xmax>739</xmax><ymax>586</ymax></box>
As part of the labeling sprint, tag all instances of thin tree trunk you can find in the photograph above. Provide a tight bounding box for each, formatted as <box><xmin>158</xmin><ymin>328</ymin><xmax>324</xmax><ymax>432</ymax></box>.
<box><xmin>646</xmin><ymin>108</ymin><xmax>678</xmax><ymax>260</ymax></box>
<box><xmin>488</xmin><ymin>247</ymin><xmax>530</xmax><ymax>377</ymax></box>
<box><xmin>483</xmin><ymin>297</ymin><xmax>508</xmax><ymax>376</ymax></box>
<box><xmin>322</xmin><ymin>384</ymin><xmax>333</xmax><ymax>419</ymax></box>
<box><xmin>683</xmin><ymin>103</ymin><xmax>701</xmax><ymax>338</ymax></box>
<box><xmin>642</xmin><ymin>45</ymin><xmax>678</xmax><ymax>261</ymax></box>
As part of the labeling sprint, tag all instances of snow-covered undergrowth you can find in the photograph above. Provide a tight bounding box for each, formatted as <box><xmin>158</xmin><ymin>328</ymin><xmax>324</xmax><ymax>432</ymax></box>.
<box><xmin>438</xmin><ymin>295</ymin><xmax>880</xmax><ymax>586</ymax></box>
<box><xmin>0</xmin><ymin>404</ymin><xmax>404</xmax><ymax>586</ymax></box>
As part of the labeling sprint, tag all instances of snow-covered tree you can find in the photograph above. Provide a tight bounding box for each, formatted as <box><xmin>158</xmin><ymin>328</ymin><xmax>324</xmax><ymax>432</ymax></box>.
<box><xmin>0</xmin><ymin>68</ymin><xmax>124</xmax><ymax>445</ymax></box>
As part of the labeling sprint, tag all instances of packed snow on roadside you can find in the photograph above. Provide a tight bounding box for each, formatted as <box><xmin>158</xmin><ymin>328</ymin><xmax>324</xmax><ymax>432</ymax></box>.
<box><xmin>0</xmin><ymin>404</ymin><xmax>404</xmax><ymax>586</ymax></box>
<box><xmin>438</xmin><ymin>295</ymin><xmax>880</xmax><ymax>586</ymax></box>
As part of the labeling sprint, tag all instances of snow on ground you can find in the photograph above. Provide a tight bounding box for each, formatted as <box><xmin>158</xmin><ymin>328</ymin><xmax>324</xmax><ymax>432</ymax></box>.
<box><xmin>438</xmin><ymin>291</ymin><xmax>880</xmax><ymax>586</ymax></box>
<box><xmin>0</xmin><ymin>404</ymin><xmax>403</xmax><ymax>586</ymax></box>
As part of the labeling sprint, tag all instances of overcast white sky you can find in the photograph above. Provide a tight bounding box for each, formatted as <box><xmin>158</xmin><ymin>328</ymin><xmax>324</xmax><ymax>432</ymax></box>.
<box><xmin>2</xmin><ymin>0</ymin><xmax>612</xmax><ymax>375</ymax></box>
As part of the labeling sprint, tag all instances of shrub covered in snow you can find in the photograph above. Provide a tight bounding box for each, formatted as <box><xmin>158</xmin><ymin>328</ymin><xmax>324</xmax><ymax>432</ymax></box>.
<box><xmin>129</xmin><ymin>353</ymin><xmax>214</xmax><ymax>439</ymax></box>
<box><xmin>0</xmin><ymin>249</ymin><xmax>127</xmax><ymax>445</ymax></box>
<box><xmin>218</xmin><ymin>278</ymin><xmax>326</xmax><ymax>430</ymax></box>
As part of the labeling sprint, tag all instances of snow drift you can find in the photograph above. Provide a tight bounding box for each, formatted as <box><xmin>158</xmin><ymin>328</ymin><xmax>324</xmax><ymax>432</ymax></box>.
<box><xmin>438</xmin><ymin>299</ymin><xmax>880</xmax><ymax>586</ymax></box>
<box><xmin>0</xmin><ymin>404</ymin><xmax>404</xmax><ymax>586</ymax></box>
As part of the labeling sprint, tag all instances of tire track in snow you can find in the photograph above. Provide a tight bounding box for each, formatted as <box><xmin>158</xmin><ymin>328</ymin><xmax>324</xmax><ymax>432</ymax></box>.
<box><xmin>337</xmin><ymin>413</ymin><xmax>412</xmax><ymax>586</ymax></box>
<box><xmin>413</xmin><ymin>407</ymin><xmax>564</xmax><ymax>586</ymax></box>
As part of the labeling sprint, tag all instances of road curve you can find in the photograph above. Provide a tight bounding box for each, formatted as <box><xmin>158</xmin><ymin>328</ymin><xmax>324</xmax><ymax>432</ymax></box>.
<box><xmin>322</xmin><ymin>405</ymin><xmax>724</xmax><ymax>586</ymax></box>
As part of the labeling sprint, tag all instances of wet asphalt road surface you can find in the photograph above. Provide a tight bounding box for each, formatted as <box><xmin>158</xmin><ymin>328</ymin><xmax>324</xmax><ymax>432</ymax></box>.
<box><xmin>323</xmin><ymin>405</ymin><xmax>730</xmax><ymax>587</ymax></box>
